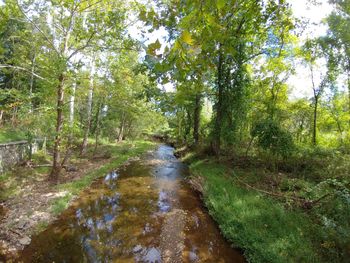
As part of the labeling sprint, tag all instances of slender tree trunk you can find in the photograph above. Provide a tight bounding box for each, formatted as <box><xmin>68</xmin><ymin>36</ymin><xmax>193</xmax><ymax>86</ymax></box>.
<box><xmin>69</xmin><ymin>82</ymin><xmax>76</xmax><ymax>128</ymax></box>
<box><xmin>49</xmin><ymin>4</ymin><xmax>74</xmax><ymax>180</ymax></box>
<box><xmin>185</xmin><ymin>108</ymin><xmax>192</xmax><ymax>142</ymax></box>
<box><xmin>29</xmin><ymin>53</ymin><xmax>36</xmax><ymax>112</ymax></box>
<box><xmin>178</xmin><ymin>111</ymin><xmax>183</xmax><ymax>144</ymax></box>
<box><xmin>117</xmin><ymin>113</ymin><xmax>125</xmax><ymax>143</ymax></box>
<box><xmin>11</xmin><ymin>107</ymin><xmax>17</xmax><ymax>127</ymax></box>
<box><xmin>50</xmin><ymin>73</ymin><xmax>65</xmax><ymax>180</ymax></box>
<box><xmin>245</xmin><ymin>136</ymin><xmax>254</xmax><ymax>157</ymax></box>
<box><xmin>312</xmin><ymin>97</ymin><xmax>318</xmax><ymax>146</ymax></box>
<box><xmin>335</xmin><ymin>118</ymin><xmax>343</xmax><ymax>144</ymax></box>
<box><xmin>80</xmin><ymin>62</ymin><xmax>95</xmax><ymax>155</ymax></box>
<box><xmin>0</xmin><ymin>110</ymin><xmax>3</xmax><ymax>126</ymax></box>
<box><xmin>94</xmin><ymin>100</ymin><xmax>103</xmax><ymax>155</ymax></box>
<box><xmin>348</xmin><ymin>73</ymin><xmax>350</xmax><ymax>127</ymax></box>
<box><xmin>61</xmin><ymin>82</ymin><xmax>76</xmax><ymax>167</ymax></box>
<box><xmin>193</xmin><ymin>93</ymin><xmax>201</xmax><ymax>146</ymax></box>
<box><xmin>212</xmin><ymin>49</ymin><xmax>224</xmax><ymax>156</ymax></box>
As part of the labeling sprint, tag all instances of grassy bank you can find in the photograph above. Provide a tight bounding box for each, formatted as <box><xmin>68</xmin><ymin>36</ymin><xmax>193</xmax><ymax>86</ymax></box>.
<box><xmin>51</xmin><ymin>140</ymin><xmax>156</xmax><ymax>214</ymax></box>
<box><xmin>184</xmin><ymin>153</ymin><xmax>333</xmax><ymax>263</ymax></box>
<box><xmin>0</xmin><ymin>128</ymin><xmax>26</xmax><ymax>143</ymax></box>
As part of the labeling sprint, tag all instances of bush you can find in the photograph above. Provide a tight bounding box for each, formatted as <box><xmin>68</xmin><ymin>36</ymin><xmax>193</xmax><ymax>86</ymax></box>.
<box><xmin>252</xmin><ymin>119</ymin><xmax>294</xmax><ymax>158</ymax></box>
<box><xmin>309</xmin><ymin>179</ymin><xmax>350</xmax><ymax>260</ymax></box>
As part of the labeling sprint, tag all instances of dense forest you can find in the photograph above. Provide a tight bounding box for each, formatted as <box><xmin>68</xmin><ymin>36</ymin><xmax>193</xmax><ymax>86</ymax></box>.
<box><xmin>0</xmin><ymin>0</ymin><xmax>350</xmax><ymax>262</ymax></box>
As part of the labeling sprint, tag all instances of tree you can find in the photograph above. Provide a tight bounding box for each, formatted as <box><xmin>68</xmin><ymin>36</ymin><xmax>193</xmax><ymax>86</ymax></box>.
<box><xmin>302</xmin><ymin>38</ymin><xmax>337</xmax><ymax>146</ymax></box>
<box><xmin>14</xmin><ymin>0</ymin><xmax>128</xmax><ymax>180</ymax></box>
<box><xmin>327</xmin><ymin>0</ymin><xmax>350</xmax><ymax>126</ymax></box>
<box><xmin>149</xmin><ymin>0</ymin><xmax>295</xmax><ymax>154</ymax></box>
<box><xmin>80</xmin><ymin>56</ymin><xmax>96</xmax><ymax>155</ymax></box>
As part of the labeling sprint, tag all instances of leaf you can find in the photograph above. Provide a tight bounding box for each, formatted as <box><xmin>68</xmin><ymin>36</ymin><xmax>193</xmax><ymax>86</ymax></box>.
<box><xmin>181</xmin><ymin>30</ymin><xmax>194</xmax><ymax>45</ymax></box>
<box><xmin>216</xmin><ymin>0</ymin><xmax>226</xmax><ymax>10</ymax></box>
<box><xmin>147</xmin><ymin>39</ymin><xmax>161</xmax><ymax>56</ymax></box>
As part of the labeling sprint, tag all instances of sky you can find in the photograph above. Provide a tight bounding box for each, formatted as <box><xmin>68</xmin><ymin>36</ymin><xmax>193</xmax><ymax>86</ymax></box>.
<box><xmin>129</xmin><ymin>0</ymin><xmax>335</xmax><ymax>97</ymax></box>
<box><xmin>288</xmin><ymin>0</ymin><xmax>334</xmax><ymax>99</ymax></box>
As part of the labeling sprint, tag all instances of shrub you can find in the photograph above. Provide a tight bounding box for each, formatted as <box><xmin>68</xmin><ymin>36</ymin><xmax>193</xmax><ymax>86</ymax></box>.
<box><xmin>252</xmin><ymin>119</ymin><xmax>294</xmax><ymax>158</ymax></box>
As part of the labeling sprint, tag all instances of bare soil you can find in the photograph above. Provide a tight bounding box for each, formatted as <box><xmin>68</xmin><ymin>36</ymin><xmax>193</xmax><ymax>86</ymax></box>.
<box><xmin>0</xmin><ymin>156</ymin><xmax>110</xmax><ymax>260</ymax></box>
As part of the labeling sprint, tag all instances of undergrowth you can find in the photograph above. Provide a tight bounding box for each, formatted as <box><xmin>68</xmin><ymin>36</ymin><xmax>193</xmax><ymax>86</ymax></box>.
<box><xmin>184</xmin><ymin>148</ymin><xmax>350</xmax><ymax>263</ymax></box>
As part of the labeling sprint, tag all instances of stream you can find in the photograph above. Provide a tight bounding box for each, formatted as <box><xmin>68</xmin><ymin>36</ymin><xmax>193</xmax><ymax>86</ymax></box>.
<box><xmin>20</xmin><ymin>145</ymin><xmax>245</xmax><ymax>262</ymax></box>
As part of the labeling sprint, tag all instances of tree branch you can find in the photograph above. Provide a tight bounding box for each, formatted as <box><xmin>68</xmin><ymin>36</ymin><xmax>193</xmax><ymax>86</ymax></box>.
<box><xmin>67</xmin><ymin>31</ymin><xmax>96</xmax><ymax>60</ymax></box>
<box><xmin>0</xmin><ymin>64</ymin><xmax>45</xmax><ymax>80</ymax></box>
<box><xmin>16</xmin><ymin>0</ymin><xmax>60</xmax><ymax>56</ymax></box>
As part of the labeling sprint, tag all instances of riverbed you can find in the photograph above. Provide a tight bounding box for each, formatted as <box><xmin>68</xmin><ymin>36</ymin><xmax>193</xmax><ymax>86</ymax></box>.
<box><xmin>20</xmin><ymin>145</ymin><xmax>244</xmax><ymax>262</ymax></box>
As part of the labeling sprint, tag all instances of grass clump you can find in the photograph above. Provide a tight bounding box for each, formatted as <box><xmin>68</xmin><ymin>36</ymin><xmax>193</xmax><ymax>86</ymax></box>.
<box><xmin>0</xmin><ymin>128</ymin><xmax>26</xmax><ymax>143</ymax></box>
<box><xmin>51</xmin><ymin>193</ymin><xmax>73</xmax><ymax>215</ymax></box>
<box><xmin>189</xmin><ymin>159</ymin><xmax>322</xmax><ymax>263</ymax></box>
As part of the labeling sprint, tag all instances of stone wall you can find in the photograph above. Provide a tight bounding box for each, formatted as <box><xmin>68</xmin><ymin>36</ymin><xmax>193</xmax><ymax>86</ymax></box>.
<box><xmin>0</xmin><ymin>140</ymin><xmax>41</xmax><ymax>174</ymax></box>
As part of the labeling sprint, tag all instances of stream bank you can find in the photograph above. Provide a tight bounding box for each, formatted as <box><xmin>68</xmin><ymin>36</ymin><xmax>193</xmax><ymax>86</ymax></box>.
<box><xmin>183</xmin><ymin>152</ymin><xmax>328</xmax><ymax>263</ymax></box>
<box><xmin>0</xmin><ymin>140</ymin><xmax>156</xmax><ymax>261</ymax></box>
<box><xmin>18</xmin><ymin>144</ymin><xmax>245</xmax><ymax>262</ymax></box>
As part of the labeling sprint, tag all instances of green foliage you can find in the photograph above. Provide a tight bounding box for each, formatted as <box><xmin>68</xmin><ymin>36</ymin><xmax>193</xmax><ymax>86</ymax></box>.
<box><xmin>252</xmin><ymin>119</ymin><xmax>294</xmax><ymax>157</ymax></box>
<box><xmin>306</xmin><ymin>178</ymin><xmax>350</xmax><ymax>260</ymax></box>
<box><xmin>0</xmin><ymin>128</ymin><xmax>26</xmax><ymax>143</ymax></box>
<box><xmin>0</xmin><ymin>0</ymin><xmax>349</xmax><ymax>261</ymax></box>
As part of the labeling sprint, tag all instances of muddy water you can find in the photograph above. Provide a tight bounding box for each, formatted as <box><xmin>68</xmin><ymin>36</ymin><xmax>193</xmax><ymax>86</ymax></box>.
<box><xmin>20</xmin><ymin>145</ymin><xmax>245</xmax><ymax>263</ymax></box>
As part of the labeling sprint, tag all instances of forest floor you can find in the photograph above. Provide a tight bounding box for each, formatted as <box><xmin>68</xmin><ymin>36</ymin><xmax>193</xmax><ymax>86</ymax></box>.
<box><xmin>0</xmin><ymin>140</ymin><xmax>156</xmax><ymax>260</ymax></box>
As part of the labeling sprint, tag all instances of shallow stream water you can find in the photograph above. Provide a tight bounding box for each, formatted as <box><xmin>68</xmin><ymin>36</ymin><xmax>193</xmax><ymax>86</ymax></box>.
<box><xmin>20</xmin><ymin>145</ymin><xmax>245</xmax><ymax>263</ymax></box>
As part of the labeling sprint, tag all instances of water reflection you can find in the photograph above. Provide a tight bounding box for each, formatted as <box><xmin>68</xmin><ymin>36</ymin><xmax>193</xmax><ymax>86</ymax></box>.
<box><xmin>20</xmin><ymin>144</ymin><xmax>245</xmax><ymax>263</ymax></box>
<box><xmin>134</xmin><ymin>246</ymin><xmax>162</xmax><ymax>263</ymax></box>
<box><xmin>157</xmin><ymin>190</ymin><xmax>171</xmax><ymax>213</ymax></box>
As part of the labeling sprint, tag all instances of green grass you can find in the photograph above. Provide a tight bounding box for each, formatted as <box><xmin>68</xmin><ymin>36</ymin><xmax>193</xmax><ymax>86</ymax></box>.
<box><xmin>189</xmin><ymin>159</ymin><xmax>323</xmax><ymax>263</ymax></box>
<box><xmin>34</xmin><ymin>221</ymin><xmax>49</xmax><ymax>234</ymax></box>
<box><xmin>0</xmin><ymin>129</ymin><xmax>26</xmax><ymax>143</ymax></box>
<box><xmin>51</xmin><ymin>193</ymin><xmax>73</xmax><ymax>215</ymax></box>
<box><xmin>51</xmin><ymin>140</ymin><xmax>156</xmax><ymax>215</ymax></box>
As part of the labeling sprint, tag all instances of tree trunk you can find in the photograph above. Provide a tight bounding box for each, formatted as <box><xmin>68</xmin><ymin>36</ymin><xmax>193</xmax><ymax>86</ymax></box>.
<box><xmin>312</xmin><ymin>97</ymin><xmax>318</xmax><ymax>146</ymax></box>
<box><xmin>211</xmin><ymin>49</ymin><xmax>224</xmax><ymax>156</ymax></box>
<box><xmin>11</xmin><ymin>107</ymin><xmax>17</xmax><ymax>127</ymax></box>
<box><xmin>245</xmin><ymin>136</ymin><xmax>254</xmax><ymax>157</ymax></box>
<box><xmin>61</xmin><ymin>82</ymin><xmax>76</xmax><ymax>167</ymax></box>
<box><xmin>94</xmin><ymin>100</ymin><xmax>103</xmax><ymax>155</ymax></box>
<box><xmin>193</xmin><ymin>93</ymin><xmax>201</xmax><ymax>146</ymax></box>
<box><xmin>80</xmin><ymin>62</ymin><xmax>95</xmax><ymax>155</ymax></box>
<box><xmin>348</xmin><ymin>73</ymin><xmax>350</xmax><ymax>127</ymax></box>
<box><xmin>178</xmin><ymin>111</ymin><xmax>183</xmax><ymax>144</ymax></box>
<box><xmin>335</xmin><ymin>118</ymin><xmax>344</xmax><ymax>144</ymax></box>
<box><xmin>0</xmin><ymin>110</ymin><xmax>3</xmax><ymax>126</ymax></box>
<box><xmin>69</xmin><ymin>82</ymin><xmax>76</xmax><ymax>129</ymax></box>
<box><xmin>117</xmin><ymin>114</ymin><xmax>125</xmax><ymax>143</ymax></box>
<box><xmin>185</xmin><ymin>108</ymin><xmax>192</xmax><ymax>142</ymax></box>
<box><xmin>50</xmin><ymin>73</ymin><xmax>65</xmax><ymax>181</ymax></box>
<box><xmin>29</xmin><ymin>53</ymin><xmax>36</xmax><ymax>112</ymax></box>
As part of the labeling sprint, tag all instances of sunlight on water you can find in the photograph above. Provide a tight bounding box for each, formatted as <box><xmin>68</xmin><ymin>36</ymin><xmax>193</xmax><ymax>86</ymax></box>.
<box><xmin>20</xmin><ymin>145</ymin><xmax>245</xmax><ymax>263</ymax></box>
